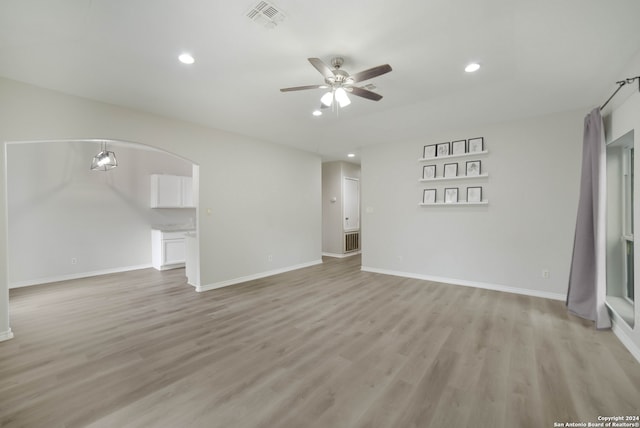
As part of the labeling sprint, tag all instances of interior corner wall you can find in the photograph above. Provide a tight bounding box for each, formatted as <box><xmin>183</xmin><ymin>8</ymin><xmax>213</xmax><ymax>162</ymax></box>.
<box><xmin>0</xmin><ymin>77</ymin><xmax>322</xmax><ymax>339</ymax></box>
<box><xmin>361</xmin><ymin>109</ymin><xmax>585</xmax><ymax>299</ymax></box>
<box><xmin>322</xmin><ymin>162</ymin><xmax>343</xmax><ymax>255</ymax></box>
<box><xmin>0</xmin><ymin>139</ymin><xmax>9</xmax><ymax>341</ymax></box>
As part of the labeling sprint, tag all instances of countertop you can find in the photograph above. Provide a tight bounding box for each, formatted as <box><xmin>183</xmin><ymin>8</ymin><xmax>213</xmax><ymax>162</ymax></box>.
<box><xmin>151</xmin><ymin>225</ymin><xmax>196</xmax><ymax>232</ymax></box>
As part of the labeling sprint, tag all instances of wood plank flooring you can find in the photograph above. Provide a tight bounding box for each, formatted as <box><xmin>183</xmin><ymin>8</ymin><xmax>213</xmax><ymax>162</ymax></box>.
<box><xmin>1</xmin><ymin>255</ymin><xmax>639</xmax><ymax>427</ymax></box>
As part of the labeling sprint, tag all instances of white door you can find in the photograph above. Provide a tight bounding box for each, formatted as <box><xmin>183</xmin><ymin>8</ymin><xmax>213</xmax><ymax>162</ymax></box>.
<box><xmin>343</xmin><ymin>177</ymin><xmax>360</xmax><ymax>231</ymax></box>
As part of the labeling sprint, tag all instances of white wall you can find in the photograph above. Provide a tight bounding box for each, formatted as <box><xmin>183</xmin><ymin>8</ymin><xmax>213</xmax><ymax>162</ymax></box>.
<box><xmin>322</xmin><ymin>162</ymin><xmax>342</xmax><ymax>255</ymax></box>
<box><xmin>0</xmin><ymin>77</ymin><xmax>322</xmax><ymax>340</ymax></box>
<box><xmin>342</xmin><ymin>162</ymin><xmax>361</xmax><ymax>180</ymax></box>
<box><xmin>361</xmin><ymin>109</ymin><xmax>584</xmax><ymax>299</ymax></box>
<box><xmin>7</xmin><ymin>141</ymin><xmax>193</xmax><ymax>287</ymax></box>
<box><xmin>604</xmin><ymin>90</ymin><xmax>640</xmax><ymax>361</ymax></box>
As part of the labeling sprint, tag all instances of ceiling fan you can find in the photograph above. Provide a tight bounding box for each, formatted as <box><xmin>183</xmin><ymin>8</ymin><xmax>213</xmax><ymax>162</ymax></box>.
<box><xmin>280</xmin><ymin>57</ymin><xmax>392</xmax><ymax>108</ymax></box>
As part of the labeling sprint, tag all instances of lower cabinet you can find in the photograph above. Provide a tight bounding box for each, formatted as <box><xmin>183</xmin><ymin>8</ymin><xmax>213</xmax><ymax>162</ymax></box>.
<box><xmin>152</xmin><ymin>230</ymin><xmax>188</xmax><ymax>270</ymax></box>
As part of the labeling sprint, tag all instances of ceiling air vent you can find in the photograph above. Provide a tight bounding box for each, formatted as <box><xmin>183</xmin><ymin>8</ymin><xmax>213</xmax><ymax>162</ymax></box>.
<box><xmin>246</xmin><ymin>1</ymin><xmax>286</xmax><ymax>28</ymax></box>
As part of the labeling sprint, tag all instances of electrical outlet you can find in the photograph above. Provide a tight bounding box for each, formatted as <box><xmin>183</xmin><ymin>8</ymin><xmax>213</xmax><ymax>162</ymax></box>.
<box><xmin>542</xmin><ymin>269</ymin><xmax>550</xmax><ymax>279</ymax></box>
<box><xmin>268</xmin><ymin>255</ymin><xmax>273</xmax><ymax>262</ymax></box>
<box><xmin>71</xmin><ymin>258</ymin><xmax>77</xmax><ymax>265</ymax></box>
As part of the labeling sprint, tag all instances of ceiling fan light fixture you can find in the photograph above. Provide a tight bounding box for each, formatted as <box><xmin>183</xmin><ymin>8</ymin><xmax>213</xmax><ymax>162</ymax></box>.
<box><xmin>280</xmin><ymin>57</ymin><xmax>392</xmax><ymax>114</ymax></box>
<box><xmin>320</xmin><ymin>91</ymin><xmax>333</xmax><ymax>107</ymax></box>
<box><xmin>335</xmin><ymin>87</ymin><xmax>351</xmax><ymax>108</ymax></box>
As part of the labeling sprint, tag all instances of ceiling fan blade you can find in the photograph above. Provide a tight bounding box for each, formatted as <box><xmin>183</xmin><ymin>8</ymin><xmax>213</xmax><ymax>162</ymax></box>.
<box><xmin>308</xmin><ymin>58</ymin><xmax>335</xmax><ymax>80</ymax></box>
<box><xmin>280</xmin><ymin>84</ymin><xmax>325</xmax><ymax>92</ymax></box>
<box><xmin>349</xmin><ymin>86</ymin><xmax>383</xmax><ymax>101</ymax></box>
<box><xmin>350</xmin><ymin>64</ymin><xmax>392</xmax><ymax>83</ymax></box>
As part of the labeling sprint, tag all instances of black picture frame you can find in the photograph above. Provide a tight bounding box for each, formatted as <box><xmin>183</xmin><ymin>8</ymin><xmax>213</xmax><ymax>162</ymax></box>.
<box><xmin>451</xmin><ymin>139</ymin><xmax>466</xmax><ymax>155</ymax></box>
<box><xmin>444</xmin><ymin>187</ymin><xmax>458</xmax><ymax>203</ymax></box>
<box><xmin>422</xmin><ymin>165</ymin><xmax>436</xmax><ymax>179</ymax></box>
<box><xmin>436</xmin><ymin>142</ymin><xmax>450</xmax><ymax>157</ymax></box>
<box><xmin>468</xmin><ymin>137</ymin><xmax>484</xmax><ymax>153</ymax></box>
<box><xmin>423</xmin><ymin>188</ymin><xmax>436</xmax><ymax>204</ymax></box>
<box><xmin>467</xmin><ymin>186</ymin><xmax>482</xmax><ymax>203</ymax></box>
<box><xmin>423</xmin><ymin>144</ymin><xmax>437</xmax><ymax>159</ymax></box>
<box><xmin>466</xmin><ymin>160</ymin><xmax>481</xmax><ymax>176</ymax></box>
<box><xmin>443</xmin><ymin>163</ymin><xmax>458</xmax><ymax>178</ymax></box>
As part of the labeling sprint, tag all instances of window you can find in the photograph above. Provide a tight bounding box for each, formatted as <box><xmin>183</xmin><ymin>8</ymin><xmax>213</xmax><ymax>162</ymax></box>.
<box><xmin>623</xmin><ymin>147</ymin><xmax>634</xmax><ymax>302</ymax></box>
<box><xmin>605</xmin><ymin>130</ymin><xmax>635</xmax><ymax>327</ymax></box>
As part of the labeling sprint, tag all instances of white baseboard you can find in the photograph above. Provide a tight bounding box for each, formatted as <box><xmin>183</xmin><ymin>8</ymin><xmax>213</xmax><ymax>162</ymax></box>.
<box><xmin>360</xmin><ymin>266</ymin><xmax>566</xmax><ymax>301</ymax></box>
<box><xmin>610</xmin><ymin>315</ymin><xmax>640</xmax><ymax>364</ymax></box>
<box><xmin>0</xmin><ymin>329</ymin><xmax>14</xmax><ymax>342</ymax></box>
<box><xmin>322</xmin><ymin>251</ymin><xmax>361</xmax><ymax>259</ymax></box>
<box><xmin>196</xmin><ymin>259</ymin><xmax>323</xmax><ymax>292</ymax></box>
<box><xmin>9</xmin><ymin>264</ymin><xmax>154</xmax><ymax>289</ymax></box>
<box><xmin>153</xmin><ymin>263</ymin><xmax>185</xmax><ymax>271</ymax></box>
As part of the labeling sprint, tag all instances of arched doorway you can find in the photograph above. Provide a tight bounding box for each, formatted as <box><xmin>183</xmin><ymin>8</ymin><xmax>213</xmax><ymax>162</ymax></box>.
<box><xmin>5</xmin><ymin>138</ymin><xmax>199</xmax><ymax>290</ymax></box>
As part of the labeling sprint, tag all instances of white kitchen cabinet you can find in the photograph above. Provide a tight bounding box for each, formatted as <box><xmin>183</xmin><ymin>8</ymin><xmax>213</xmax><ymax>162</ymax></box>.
<box><xmin>152</xmin><ymin>230</ymin><xmax>188</xmax><ymax>270</ymax></box>
<box><xmin>181</xmin><ymin>177</ymin><xmax>194</xmax><ymax>207</ymax></box>
<box><xmin>150</xmin><ymin>174</ymin><xmax>194</xmax><ymax>208</ymax></box>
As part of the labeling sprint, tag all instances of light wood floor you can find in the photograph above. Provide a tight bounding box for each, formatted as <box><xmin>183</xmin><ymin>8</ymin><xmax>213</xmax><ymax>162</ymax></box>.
<box><xmin>1</xmin><ymin>255</ymin><xmax>639</xmax><ymax>428</ymax></box>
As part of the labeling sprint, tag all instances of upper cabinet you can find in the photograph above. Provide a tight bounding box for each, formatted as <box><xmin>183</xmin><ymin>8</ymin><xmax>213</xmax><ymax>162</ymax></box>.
<box><xmin>150</xmin><ymin>174</ymin><xmax>194</xmax><ymax>208</ymax></box>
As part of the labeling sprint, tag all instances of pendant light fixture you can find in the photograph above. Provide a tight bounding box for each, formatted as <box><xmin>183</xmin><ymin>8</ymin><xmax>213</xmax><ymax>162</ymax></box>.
<box><xmin>90</xmin><ymin>141</ymin><xmax>118</xmax><ymax>171</ymax></box>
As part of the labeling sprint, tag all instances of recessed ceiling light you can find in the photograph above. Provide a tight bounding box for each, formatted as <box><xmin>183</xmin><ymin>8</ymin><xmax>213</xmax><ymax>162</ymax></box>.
<box><xmin>178</xmin><ymin>53</ymin><xmax>195</xmax><ymax>65</ymax></box>
<box><xmin>312</xmin><ymin>110</ymin><xmax>322</xmax><ymax>116</ymax></box>
<box><xmin>347</xmin><ymin>153</ymin><xmax>355</xmax><ymax>158</ymax></box>
<box><xmin>465</xmin><ymin>62</ymin><xmax>480</xmax><ymax>73</ymax></box>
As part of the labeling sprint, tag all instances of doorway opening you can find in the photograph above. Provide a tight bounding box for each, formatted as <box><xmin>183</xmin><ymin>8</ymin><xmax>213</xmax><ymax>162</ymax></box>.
<box><xmin>5</xmin><ymin>138</ymin><xmax>200</xmax><ymax>290</ymax></box>
<box><xmin>321</xmin><ymin>161</ymin><xmax>361</xmax><ymax>261</ymax></box>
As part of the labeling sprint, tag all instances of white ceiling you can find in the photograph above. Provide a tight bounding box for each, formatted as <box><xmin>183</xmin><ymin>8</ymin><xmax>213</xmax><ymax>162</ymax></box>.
<box><xmin>1</xmin><ymin>0</ymin><xmax>639</xmax><ymax>161</ymax></box>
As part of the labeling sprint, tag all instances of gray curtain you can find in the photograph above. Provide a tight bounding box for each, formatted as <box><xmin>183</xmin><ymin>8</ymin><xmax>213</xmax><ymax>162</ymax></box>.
<box><xmin>567</xmin><ymin>107</ymin><xmax>611</xmax><ymax>329</ymax></box>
